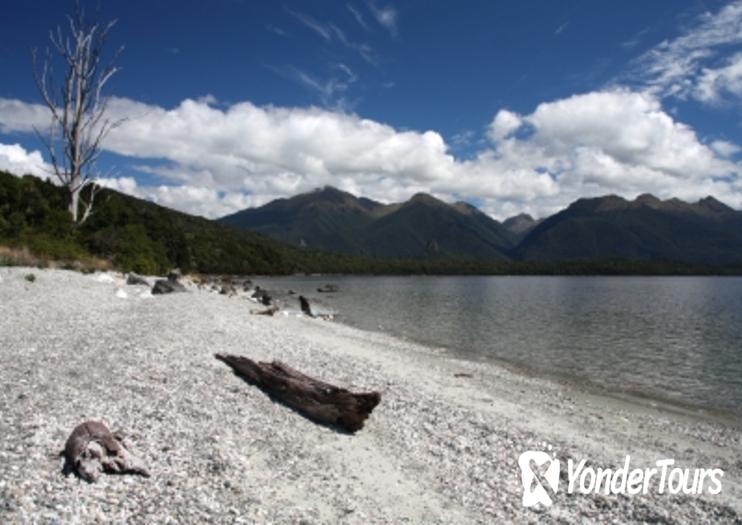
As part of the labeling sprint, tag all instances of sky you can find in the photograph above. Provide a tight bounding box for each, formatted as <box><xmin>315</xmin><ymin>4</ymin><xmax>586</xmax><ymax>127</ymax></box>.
<box><xmin>1</xmin><ymin>0</ymin><xmax>742</xmax><ymax>220</ymax></box>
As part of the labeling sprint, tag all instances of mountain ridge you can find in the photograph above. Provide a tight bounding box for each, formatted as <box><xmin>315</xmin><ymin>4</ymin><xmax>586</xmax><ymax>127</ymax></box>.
<box><xmin>221</xmin><ymin>188</ymin><xmax>742</xmax><ymax>265</ymax></box>
<box><xmin>221</xmin><ymin>187</ymin><xmax>516</xmax><ymax>260</ymax></box>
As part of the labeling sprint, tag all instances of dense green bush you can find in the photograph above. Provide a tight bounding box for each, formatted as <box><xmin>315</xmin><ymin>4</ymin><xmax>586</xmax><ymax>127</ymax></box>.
<box><xmin>110</xmin><ymin>224</ymin><xmax>171</xmax><ymax>274</ymax></box>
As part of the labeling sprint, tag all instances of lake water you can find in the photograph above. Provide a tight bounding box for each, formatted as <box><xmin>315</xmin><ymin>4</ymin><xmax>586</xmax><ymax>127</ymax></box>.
<box><xmin>263</xmin><ymin>275</ymin><xmax>742</xmax><ymax>418</ymax></box>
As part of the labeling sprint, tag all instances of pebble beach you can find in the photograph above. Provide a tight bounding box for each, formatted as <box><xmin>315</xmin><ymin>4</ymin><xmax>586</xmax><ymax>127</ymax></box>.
<box><xmin>0</xmin><ymin>267</ymin><xmax>740</xmax><ymax>524</ymax></box>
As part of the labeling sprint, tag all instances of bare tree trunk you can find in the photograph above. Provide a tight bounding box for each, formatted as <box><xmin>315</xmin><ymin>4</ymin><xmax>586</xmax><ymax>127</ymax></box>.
<box><xmin>32</xmin><ymin>6</ymin><xmax>123</xmax><ymax>223</ymax></box>
<box><xmin>69</xmin><ymin>186</ymin><xmax>80</xmax><ymax>223</ymax></box>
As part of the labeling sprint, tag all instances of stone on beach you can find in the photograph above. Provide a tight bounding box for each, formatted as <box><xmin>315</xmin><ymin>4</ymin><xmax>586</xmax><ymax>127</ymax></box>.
<box><xmin>251</xmin><ymin>286</ymin><xmax>272</xmax><ymax>305</ymax></box>
<box><xmin>152</xmin><ymin>278</ymin><xmax>187</xmax><ymax>295</ymax></box>
<box><xmin>63</xmin><ymin>420</ymin><xmax>150</xmax><ymax>482</ymax></box>
<box><xmin>94</xmin><ymin>273</ymin><xmax>115</xmax><ymax>284</ymax></box>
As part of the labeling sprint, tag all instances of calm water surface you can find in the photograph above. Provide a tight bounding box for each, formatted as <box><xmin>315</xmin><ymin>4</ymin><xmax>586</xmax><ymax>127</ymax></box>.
<box><xmin>264</xmin><ymin>276</ymin><xmax>742</xmax><ymax>417</ymax></box>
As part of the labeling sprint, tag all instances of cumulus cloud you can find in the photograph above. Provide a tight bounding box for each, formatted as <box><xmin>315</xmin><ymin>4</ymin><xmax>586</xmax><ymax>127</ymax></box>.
<box><xmin>476</xmin><ymin>90</ymin><xmax>740</xmax><ymax>216</ymax></box>
<box><xmin>710</xmin><ymin>139</ymin><xmax>741</xmax><ymax>158</ymax></box>
<box><xmin>0</xmin><ymin>143</ymin><xmax>51</xmax><ymax>178</ymax></box>
<box><xmin>525</xmin><ymin>90</ymin><xmax>731</xmax><ymax>179</ymax></box>
<box><xmin>0</xmin><ymin>99</ymin><xmax>49</xmax><ymax>133</ymax></box>
<box><xmin>97</xmin><ymin>177</ymin><xmax>271</xmax><ymax>218</ymax></box>
<box><xmin>488</xmin><ymin>110</ymin><xmax>523</xmax><ymax>141</ymax></box>
<box><xmin>0</xmin><ymin>89</ymin><xmax>740</xmax><ymax>220</ymax></box>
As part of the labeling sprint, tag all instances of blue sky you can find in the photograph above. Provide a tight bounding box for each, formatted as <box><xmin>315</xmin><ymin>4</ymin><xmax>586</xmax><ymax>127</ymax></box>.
<box><xmin>1</xmin><ymin>0</ymin><xmax>741</xmax><ymax>219</ymax></box>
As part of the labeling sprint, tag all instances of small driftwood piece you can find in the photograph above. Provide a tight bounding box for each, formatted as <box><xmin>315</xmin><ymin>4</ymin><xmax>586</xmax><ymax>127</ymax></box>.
<box><xmin>299</xmin><ymin>295</ymin><xmax>313</xmax><ymax>317</ymax></box>
<box><xmin>63</xmin><ymin>421</ymin><xmax>150</xmax><ymax>482</ymax></box>
<box><xmin>215</xmin><ymin>354</ymin><xmax>380</xmax><ymax>433</ymax></box>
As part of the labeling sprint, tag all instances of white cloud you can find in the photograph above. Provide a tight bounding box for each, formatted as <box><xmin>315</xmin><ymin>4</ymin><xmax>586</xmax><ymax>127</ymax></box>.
<box><xmin>488</xmin><ymin>110</ymin><xmax>523</xmax><ymax>141</ymax></box>
<box><xmin>695</xmin><ymin>52</ymin><xmax>742</xmax><ymax>103</ymax></box>
<box><xmin>0</xmin><ymin>143</ymin><xmax>51</xmax><ymax>178</ymax></box>
<box><xmin>347</xmin><ymin>4</ymin><xmax>369</xmax><ymax>30</ymax></box>
<box><xmin>467</xmin><ymin>90</ymin><xmax>741</xmax><ymax>217</ymax></box>
<box><xmin>285</xmin><ymin>8</ymin><xmax>332</xmax><ymax>41</ymax></box>
<box><xmin>525</xmin><ymin>90</ymin><xmax>731</xmax><ymax>180</ymax></box>
<box><xmin>626</xmin><ymin>0</ymin><xmax>742</xmax><ymax>101</ymax></box>
<box><xmin>97</xmin><ymin>176</ymin><xmax>271</xmax><ymax>218</ymax></box>
<box><xmin>710</xmin><ymin>139</ymin><xmax>741</xmax><ymax>157</ymax></box>
<box><xmin>283</xmin><ymin>8</ymin><xmax>378</xmax><ymax>66</ymax></box>
<box><xmin>96</xmin><ymin>176</ymin><xmax>139</xmax><ymax>195</ymax></box>
<box><xmin>276</xmin><ymin>64</ymin><xmax>358</xmax><ymax>108</ymax></box>
<box><xmin>0</xmin><ymin>90</ymin><xmax>739</xmax><ymax>220</ymax></box>
<box><xmin>0</xmin><ymin>99</ymin><xmax>49</xmax><ymax>133</ymax></box>
<box><xmin>368</xmin><ymin>2</ymin><xmax>398</xmax><ymax>35</ymax></box>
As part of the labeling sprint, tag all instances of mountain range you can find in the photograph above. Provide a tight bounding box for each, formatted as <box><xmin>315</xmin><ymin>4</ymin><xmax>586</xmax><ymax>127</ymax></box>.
<box><xmin>220</xmin><ymin>187</ymin><xmax>742</xmax><ymax>266</ymax></box>
<box><xmin>220</xmin><ymin>187</ymin><xmax>517</xmax><ymax>260</ymax></box>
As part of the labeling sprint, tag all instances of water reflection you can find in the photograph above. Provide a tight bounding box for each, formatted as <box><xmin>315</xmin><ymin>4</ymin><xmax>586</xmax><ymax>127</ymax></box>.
<box><xmin>265</xmin><ymin>275</ymin><xmax>742</xmax><ymax>416</ymax></box>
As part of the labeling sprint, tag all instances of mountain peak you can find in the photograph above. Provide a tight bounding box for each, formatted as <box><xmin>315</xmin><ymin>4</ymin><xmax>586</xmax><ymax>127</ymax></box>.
<box><xmin>697</xmin><ymin>196</ymin><xmax>733</xmax><ymax>213</ymax></box>
<box><xmin>570</xmin><ymin>195</ymin><xmax>629</xmax><ymax>213</ymax></box>
<box><xmin>503</xmin><ymin>213</ymin><xmax>541</xmax><ymax>237</ymax></box>
<box><xmin>408</xmin><ymin>192</ymin><xmax>444</xmax><ymax>206</ymax></box>
<box><xmin>313</xmin><ymin>185</ymin><xmax>344</xmax><ymax>194</ymax></box>
<box><xmin>505</xmin><ymin>212</ymin><xmax>535</xmax><ymax>222</ymax></box>
<box><xmin>452</xmin><ymin>201</ymin><xmax>481</xmax><ymax>216</ymax></box>
<box><xmin>635</xmin><ymin>193</ymin><xmax>661</xmax><ymax>206</ymax></box>
<box><xmin>311</xmin><ymin>185</ymin><xmax>350</xmax><ymax>199</ymax></box>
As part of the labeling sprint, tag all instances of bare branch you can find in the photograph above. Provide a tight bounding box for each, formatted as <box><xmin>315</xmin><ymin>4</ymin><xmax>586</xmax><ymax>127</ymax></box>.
<box><xmin>78</xmin><ymin>181</ymin><xmax>100</xmax><ymax>224</ymax></box>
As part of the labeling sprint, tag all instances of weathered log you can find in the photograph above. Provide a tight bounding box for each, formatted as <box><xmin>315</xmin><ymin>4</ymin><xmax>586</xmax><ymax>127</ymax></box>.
<box><xmin>215</xmin><ymin>354</ymin><xmax>380</xmax><ymax>433</ymax></box>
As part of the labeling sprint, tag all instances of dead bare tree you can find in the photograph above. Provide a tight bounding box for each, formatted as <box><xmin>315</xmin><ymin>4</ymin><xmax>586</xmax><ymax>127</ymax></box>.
<box><xmin>32</xmin><ymin>6</ymin><xmax>123</xmax><ymax>223</ymax></box>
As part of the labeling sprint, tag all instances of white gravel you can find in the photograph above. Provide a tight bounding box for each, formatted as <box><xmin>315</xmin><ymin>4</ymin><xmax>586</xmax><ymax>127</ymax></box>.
<box><xmin>0</xmin><ymin>267</ymin><xmax>740</xmax><ymax>524</ymax></box>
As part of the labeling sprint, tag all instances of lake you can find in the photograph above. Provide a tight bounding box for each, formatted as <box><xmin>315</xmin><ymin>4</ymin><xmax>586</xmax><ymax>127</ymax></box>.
<box><xmin>263</xmin><ymin>275</ymin><xmax>742</xmax><ymax>418</ymax></box>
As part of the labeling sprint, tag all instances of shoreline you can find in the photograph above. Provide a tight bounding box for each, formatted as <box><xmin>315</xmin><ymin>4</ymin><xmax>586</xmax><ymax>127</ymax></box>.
<box><xmin>369</xmin><ymin>331</ymin><xmax>742</xmax><ymax>430</ymax></box>
<box><xmin>1</xmin><ymin>266</ymin><xmax>740</xmax><ymax>523</ymax></box>
<box><xmin>266</xmin><ymin>273</ymin><xmax>742</xmax><ymax>427</ymax></box>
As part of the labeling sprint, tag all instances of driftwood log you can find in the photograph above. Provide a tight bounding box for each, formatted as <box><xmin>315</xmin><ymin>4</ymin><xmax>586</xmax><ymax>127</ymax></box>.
<box><xmin>215</xmin><ymin>354</ymin><xmax>380</xmax><ymax>433</ymax></box>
